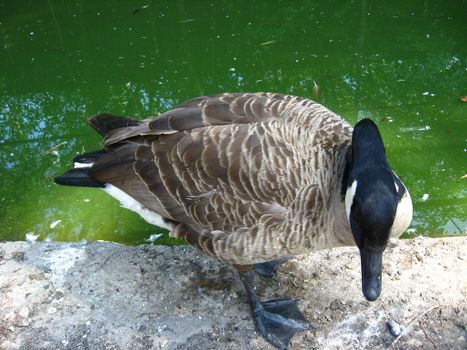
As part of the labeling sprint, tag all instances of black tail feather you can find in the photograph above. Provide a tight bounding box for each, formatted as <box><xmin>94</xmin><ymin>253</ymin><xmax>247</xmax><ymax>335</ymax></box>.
<box><xmin>87</xmin><ymin>113</ymin><xmax>140</xmax><ymax>136</ymax></box>
<box><xmin>54</xmin><ymin>168</ymin><xmax>104</xmax><ymax>188</ymax></box>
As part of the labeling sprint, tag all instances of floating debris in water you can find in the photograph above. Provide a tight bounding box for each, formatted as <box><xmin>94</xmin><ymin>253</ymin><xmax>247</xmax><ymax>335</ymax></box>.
<box><xmin>387</xmin><ymin>319</ymin><xmax>402</xmax><ymax>337</ymax></box>
<box><xmin>25</xmin><ymin>232</ymin><xmax>39</xmax><ymax>243</ymax></box>
<box><xmin>146</xmin><ymin>234</ymin><xmax>163</xmax><ymax>243</ymax></box>
<box><xmin>179</xmin><ymin>18</ymin><xmax>195</xmax><ymax>23</ymax></box>
<box><xmin>399</xmin><ymin>125</ymin><xmax>431</xmax><ymax>132</ymax></box>
<box><xmin>259</xmin><ymin>40</ymin><xmax>276</xmax><ymax>46</ymax></box>
<box><xmin>312</xmin><ymin>80</ymin><xmax>320</xmax><ymax>99</ymax></box>
<box><xmin>458</xmin><ymin>96</ymin><xmax>467</xmax><ymax>102</ymax></box>
<box><xmin>382</xmin><ymin>116</ymin><xmax>394</xmax><ymax>123</ymax></box>
<box><xmin>50</xmin><ymin>220</ymin><xmax>62</xmax><ymax>229</ymax></box>
<box><xmin>421</xmin><ymin>194</ymin><xmax>429</xmax><ymax>202</ymax></box>
<box><xmin>461</xmin><ymin>174</ymin><xmax>467</xmax><ymax>179</ymax></box>
<box><xmin>132</xmin><ymin>5</ymin><xmax>149</xmax><ymax>14</ymax></box>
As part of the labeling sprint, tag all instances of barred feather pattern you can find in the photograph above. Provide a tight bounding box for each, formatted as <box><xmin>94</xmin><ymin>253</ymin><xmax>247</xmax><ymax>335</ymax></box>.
<box><xmin>89</xmin><ymin>93</ymin><xmax>355</xmax><ymax>264</ymax></box>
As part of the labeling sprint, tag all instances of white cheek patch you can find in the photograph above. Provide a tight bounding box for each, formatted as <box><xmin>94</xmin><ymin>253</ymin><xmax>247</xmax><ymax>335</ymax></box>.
<box><xmin>345</xmin><ymin>180</ymin><xmax>358</xmax><ymax>221</ymax></box>
<box><xmin>390</xmin><ymin>186</ymin><xmax>413</xmax><ymax>238</ymax></box>
<box><xmin>103</xmin><ymin>184</ymin><xmax>173</xmax><ymax>230</ymax></box>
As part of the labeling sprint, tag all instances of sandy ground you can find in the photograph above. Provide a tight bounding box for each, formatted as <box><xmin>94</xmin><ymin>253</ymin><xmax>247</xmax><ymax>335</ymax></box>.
<box><xmin>0</xmin><ymin>236</ymin><xmax>465</xmax><ymax>350</ymax></box>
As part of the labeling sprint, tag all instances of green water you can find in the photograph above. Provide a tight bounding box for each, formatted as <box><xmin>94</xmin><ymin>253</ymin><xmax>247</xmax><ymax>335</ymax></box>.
<box><xmin>1</xmin><ymin>0</ymin><xmax>466</xmax><ymax>244</ymax></box>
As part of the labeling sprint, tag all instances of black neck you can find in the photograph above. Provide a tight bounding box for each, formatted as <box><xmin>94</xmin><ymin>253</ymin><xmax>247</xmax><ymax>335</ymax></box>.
<box><xmin>351</xmin><ymin>119</ymin><xmax>388</xmax><ymax>171</ymax></box>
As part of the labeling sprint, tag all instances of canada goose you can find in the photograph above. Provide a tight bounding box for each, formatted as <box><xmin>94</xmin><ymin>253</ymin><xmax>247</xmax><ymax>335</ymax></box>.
<box><xmin>55</xmin><ymin>92</ymin><xmax>413</xmax><ymax>349</ymax></box>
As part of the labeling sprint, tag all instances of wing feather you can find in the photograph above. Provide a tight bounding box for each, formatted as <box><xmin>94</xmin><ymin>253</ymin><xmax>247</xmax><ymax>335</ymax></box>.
<box><xmin>92</xmin><ymin>93</ymin><xmax>307</xmax><ymax>149</ymax></box>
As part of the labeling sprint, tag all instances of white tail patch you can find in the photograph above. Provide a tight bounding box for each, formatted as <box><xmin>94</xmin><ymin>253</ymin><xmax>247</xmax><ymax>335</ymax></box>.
<box><xmin>73</xmin><ymin>162</ymin><xmax>93</xmax><ymax>169</ymax></box>
<box><xmin>103</xmin><ymin>184</ymin><xmax>173</xmax><ymax>230</ymax></box>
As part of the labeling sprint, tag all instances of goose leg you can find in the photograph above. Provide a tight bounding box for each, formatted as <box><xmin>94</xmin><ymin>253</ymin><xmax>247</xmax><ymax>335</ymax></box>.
<box><xmin>254</xmin><ymin>257</ymin><xmax>292</xmax><ymax>278</ymax></box>
<box><xmin>238</xmin><ymin>269</ymin><xmax>315</xmax><ymax>349</ymax></box>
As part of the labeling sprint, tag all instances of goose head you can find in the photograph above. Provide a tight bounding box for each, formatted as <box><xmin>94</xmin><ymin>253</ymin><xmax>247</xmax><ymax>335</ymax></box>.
<box><xmin>344</xmin><ymin>119</ymin><xmax>413</xmax><ymax>301</ymax></box>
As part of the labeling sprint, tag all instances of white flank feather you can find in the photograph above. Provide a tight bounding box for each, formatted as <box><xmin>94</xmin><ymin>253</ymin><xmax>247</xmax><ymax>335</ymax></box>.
<box><xmin>103</xmin><ymin>184</ymin><xmax>173</xmax><ymax>230</ymax></box>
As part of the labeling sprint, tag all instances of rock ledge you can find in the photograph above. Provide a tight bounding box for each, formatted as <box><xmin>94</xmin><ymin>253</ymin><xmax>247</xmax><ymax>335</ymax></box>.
<box><xmin>0</xmin><ymin>237</ymin><xmax>465</xmax><ymax>349</ymax></box>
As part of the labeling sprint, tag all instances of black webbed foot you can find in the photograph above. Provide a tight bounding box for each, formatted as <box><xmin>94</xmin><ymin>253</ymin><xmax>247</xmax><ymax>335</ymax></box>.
<box><xmin>262</xmin><ymin>298</ymin><xmax>309</xmax><ymax>324</ymax></box>
<box><xmin>238</xmin><ymin>269</ymin><xmax>316</xmax><ymax>349</ymax></box>
<box><xmin>254</xmin><ymin>257</ymin><xmax>291</xmax><ymax>278</ymax></box>
<box><xmin>254</xmin><ymin>298</ymin><xmax>316</xmax><ymax>349</ymax></box>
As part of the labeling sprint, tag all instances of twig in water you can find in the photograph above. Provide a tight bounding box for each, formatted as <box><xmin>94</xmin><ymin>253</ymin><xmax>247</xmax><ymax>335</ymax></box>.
<box><xmin>44</xmin><ymin>141</ymin><xmax>67</xmax><ymax>155</ymax></box>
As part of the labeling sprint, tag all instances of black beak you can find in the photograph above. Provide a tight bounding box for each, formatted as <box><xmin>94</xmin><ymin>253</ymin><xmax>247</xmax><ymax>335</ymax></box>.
<box><xmin>359</xmin><ymin>247</ymin><xmax>383</xmax><ymax>301</ymax></box>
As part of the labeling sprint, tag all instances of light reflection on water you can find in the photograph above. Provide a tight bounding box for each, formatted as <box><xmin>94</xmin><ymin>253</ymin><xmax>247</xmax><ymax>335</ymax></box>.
<box><xmin>0</xmin><ymin>0</ymin><xmax>465</xmax><ymax>244</ymax></box>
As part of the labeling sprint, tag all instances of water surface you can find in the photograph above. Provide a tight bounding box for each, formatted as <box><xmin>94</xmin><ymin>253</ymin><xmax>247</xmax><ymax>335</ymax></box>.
<box><xmin>1</xmin><ymin>0</ymin><xmax>466</xmax><ymax>244</ymax></box>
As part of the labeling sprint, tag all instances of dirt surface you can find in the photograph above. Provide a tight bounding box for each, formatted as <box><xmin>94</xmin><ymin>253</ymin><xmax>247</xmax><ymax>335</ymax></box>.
<box><xmin>0</xmin><ymin>237</ymin><xmax>465</xmax><ymax>350</ymax></box>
